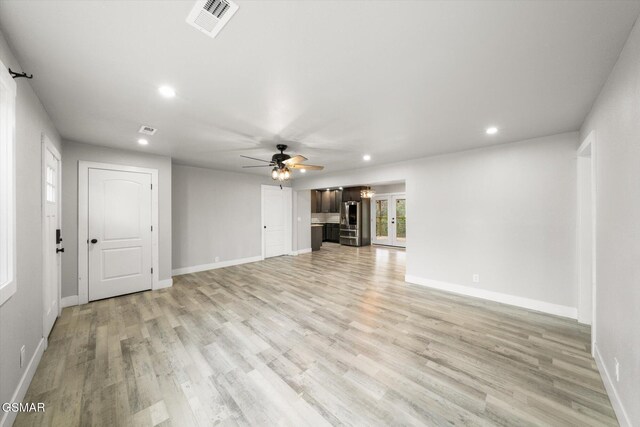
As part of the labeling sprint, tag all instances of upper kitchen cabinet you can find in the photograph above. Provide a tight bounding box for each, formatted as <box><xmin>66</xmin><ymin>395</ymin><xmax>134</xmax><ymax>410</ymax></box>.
<box><xmin>334</xmin><ymin>190</ymin><xmax>342</xmax><ymax>212</ymax></box>
<box><xmin>321</xmin><ymin>190</ymin><xmax>331</xmax><ymax>213</ymax></box>
<box><xmin>311</xmin><ymin>190</ymin><xmax>322</xmax><ymax>213</ymax></box>
<box><xmin>343</xmin><ymin>187</ymin><xmax>362</xmax><ymax>202</ymax></box>
<box><xmin>311</xmin><ymin>189</ymin><xmax>343</xmax><ymax>213</ymax></box>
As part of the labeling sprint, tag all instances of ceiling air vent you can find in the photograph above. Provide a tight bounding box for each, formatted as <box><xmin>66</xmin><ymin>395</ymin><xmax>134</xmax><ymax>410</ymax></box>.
<box><xmin>186</xmin><ymin>0</ymin><xmax>239</xmax><ymax>39</ymax></box>
<box><xmin>138</xmin><ymin>125</ymin><xmax>157</xmax><ymax>135</ymax></box>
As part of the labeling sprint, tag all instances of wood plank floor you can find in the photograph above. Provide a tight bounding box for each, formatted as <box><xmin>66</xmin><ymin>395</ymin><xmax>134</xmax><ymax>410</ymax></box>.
<box><xmin>16</xmin><ymin>243</ymin><xmax>617</xmax><ymax>426</ymax></box>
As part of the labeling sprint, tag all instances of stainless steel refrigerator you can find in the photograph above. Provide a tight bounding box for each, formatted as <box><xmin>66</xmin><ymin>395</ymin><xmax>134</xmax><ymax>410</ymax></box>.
<box><xmin>339</xmin><ymin>199</ymin><xmax>371</xmax><ymax>246</ymax></box>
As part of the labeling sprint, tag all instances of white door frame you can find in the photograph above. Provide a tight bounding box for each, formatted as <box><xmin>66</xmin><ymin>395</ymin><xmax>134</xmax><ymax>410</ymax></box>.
<box><xmin>41</xmin><ymin>134</ymin><xmax>61</xmax><ymax>336</ymax></box>
<box><xmin>78</xmin><ymin>161</ymin><xmax>159</xmax><ymax>305</ymax></box>
<box><xmin>371</xmin><ymin>192</ymin><xmax>406</xmax><ymax>247</ymax></box>
<box><xmin>261</xmin><ymin>185</ymin><xmax>292</xmax><ymax>259</ymax></box>
<box><xmin>577</xmin><ymin>131</ymin><xmax>596</xmax><ymax>355</ymax></box>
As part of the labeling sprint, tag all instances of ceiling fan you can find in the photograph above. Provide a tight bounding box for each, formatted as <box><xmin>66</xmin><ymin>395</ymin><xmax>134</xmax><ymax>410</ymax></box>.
<box><xmin>241</xmin><ymin>144</ymin><xmax>324</xmax><ymax>181</ymax></box>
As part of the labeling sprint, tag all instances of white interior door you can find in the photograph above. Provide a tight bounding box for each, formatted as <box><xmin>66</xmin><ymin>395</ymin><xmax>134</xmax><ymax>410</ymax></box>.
<box><xmin>88</xmin><ymin>168</ymin><xmax>152</xmax><ymax>301</ymax></box>
<box><xmin>43</xmin><ymin>142</ymin><xmax>61</xmax><ymax>338</ymax></box>
<box><xmin>262</xmin><ymin>185</ymin><xmax>292</xmax><ymax>258</ymax></box>
<box><xmin>372</xmin><ymin>194</ymin><xmax>406</xmax><ymax>248</ymax></box>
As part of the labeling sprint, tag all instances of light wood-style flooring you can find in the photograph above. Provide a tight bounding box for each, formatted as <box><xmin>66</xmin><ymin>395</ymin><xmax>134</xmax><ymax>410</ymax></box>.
<box><xmin>17</xmin><ymin>243</ymin><xmax>616</xmax><ymax>426</ymax></box>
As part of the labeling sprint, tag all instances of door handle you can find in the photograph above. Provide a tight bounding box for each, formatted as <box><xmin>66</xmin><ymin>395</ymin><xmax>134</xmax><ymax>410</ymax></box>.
<box><xmin>56</xmin><ymin>248</ymin><xmax>65</xmax><ymax>253</ymax></box>
<box><xmin>90</xmin><ymin>238</ymin><xmax>98</xmax><ymax>244</ymax></box>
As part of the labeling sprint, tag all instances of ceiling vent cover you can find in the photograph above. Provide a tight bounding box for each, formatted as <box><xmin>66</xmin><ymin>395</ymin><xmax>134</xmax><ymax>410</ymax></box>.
<box><xmin>138</xmin><ymin>125</ymin><xmax>158</xmax><ymax>135</ymax></box>
<box><xmin>186</xmin><ymin>0</ymin><xmax>239</xmax><ymax>39</ymax></box>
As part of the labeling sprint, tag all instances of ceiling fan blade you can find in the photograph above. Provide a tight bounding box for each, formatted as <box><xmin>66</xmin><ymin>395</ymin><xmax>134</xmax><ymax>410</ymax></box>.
<box><xmin>283</xmin><ymin>155</ymin><xmax>308</xmax><ymax>165</ymax></box>
<box><xmin>291</xmin><ymin>164</ymin><xmax>324</xmax><ymax>170</ymax></box>
<box><xmin>242</xmin><ymin>165</ymin><xmax>274</xmax><ymax>168</ymax></box>
<box><xmin>240</xmin><ymin>155</ymin><xmax>272</xmax><ymax>163</ymax></box>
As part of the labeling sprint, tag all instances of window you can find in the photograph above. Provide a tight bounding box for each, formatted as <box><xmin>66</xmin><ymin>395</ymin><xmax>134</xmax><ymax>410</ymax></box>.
<box><xmin>0</xmin><ymin>60</ymin><xmax>17</xmax><ymax>306</ymax></box>
<box><xmin>46</xmin><ymin>165</ymin><xmax>56</xmax><ymax>203</ymax></box>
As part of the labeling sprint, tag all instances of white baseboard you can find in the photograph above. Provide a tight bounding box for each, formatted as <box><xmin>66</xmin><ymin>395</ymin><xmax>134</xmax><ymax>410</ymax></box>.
<box><xmin>156</xmin><ymin>278</ymin><xmax>173</xmax><ymax>290</ymax></box>
<box><xmin>405</xmin><ymin>275</ymin><xmax>578</xmax><ymax>319</ymax></box>
<box><xmin>594</xmin><ymin>344</ymin><xmax>630</xmax><ymax>427</ymax></box>
<box><xmin>289</xmin><ymin>248</ymin><xmax>312</xmax><ymax>256</ymax></box>
<box><xmin>60</xmin><ymin>295</ymin><xmax>78</xmax><ymax>308</ymax></box>
<box><xmin>0</xmin><ymin>337</ymin><xmax>46</xmax><ymax>427</ymax></box>
<box><xmin>172</xmin><ymin>256</ymin><xmax>263</xmax><ymax>276</ymax></box>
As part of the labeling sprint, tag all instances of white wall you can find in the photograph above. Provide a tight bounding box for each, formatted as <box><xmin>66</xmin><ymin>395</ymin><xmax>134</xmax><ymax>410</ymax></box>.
<box><xmin>61</xmin><ymin>140</ymin><xmax>172</xmax><ymax>297</ymax></box>
<box><xmin>295</xmin><ymin>190</ymin><xmax>311</xmax><ymax>251</ymax></box>
<box><xmin>172</xmin><ymin>164</ymin><xmax>293</xmax><ymax>273</ymax></box>
<box><xmin>295</xmin><ymin>132</ymin><xmax>579</xmax><ymax>314</ymax></box>
<box><xmin>372</xmin><ymin>182</ymin><xmax>405</xmax><ymax>194</ymax></box>
<box><xmin>579</xmin><ymin>17</ymin><xmax>640</xmax><ymax>425</ymax></box>
<box><xmin>0</xmin><ymin>30</ymin><xmax>62</xmax><ymax>421</ymax></box>
<box><xmin>407</xmin><ymin>134</ymin><xmax>578</xmax><ymax>310</ymax></box>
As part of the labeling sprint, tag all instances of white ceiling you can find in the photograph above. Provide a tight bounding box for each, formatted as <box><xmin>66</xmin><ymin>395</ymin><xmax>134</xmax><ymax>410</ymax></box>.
<box><xmin>1</xmin><ymin>0</ymin><xmax>639</xmax><ymax>175</ymax></box>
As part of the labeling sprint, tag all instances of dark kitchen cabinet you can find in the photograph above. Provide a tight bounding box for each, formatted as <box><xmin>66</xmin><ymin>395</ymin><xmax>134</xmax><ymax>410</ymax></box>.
<box><xmin>311</xmin><ymin>190</ymin><xmax>322</xmax><ymax>213</ymax></box>
<box><xmin>334</xmin><ymin>190</ymin><xmax>342</xmax><ymax>212</ymax></box>
<box><xmin>331</xmin><ymin>224</ymin><xmax>340</xmax><ymax>242</ymax></box>
<box><xmin>343</xmin><ymin>187</ymin><xmax>362</xmax><ymax>202</ymax></box>
<box><xmin>311</xmin><ymin>226</ymin><xmax>322</xmax><ymax>251</ymax></box>
<box><xmin>321</xmin><ymin>190</ymin><xmax>331</xmax><ymax>213</ymax></box>
<box><xmin>329</xmin><ymin>191</ymin><xmax>336</xmax><ymax>213</ymax></box>
<box><xmin>311</xmin><ymin>189</ymin><xmax>343</xmax><ymax>214</ymax></box>
<box><xmin>322</xmin><ymin>223</ymin><xmax>340</xmax><ymax>243</ymax></box>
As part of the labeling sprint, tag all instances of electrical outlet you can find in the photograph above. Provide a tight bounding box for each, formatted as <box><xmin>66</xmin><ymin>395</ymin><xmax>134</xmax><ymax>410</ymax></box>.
<box><xmin>615</xmin><ymin>358</ymin><xmax>620</xmax><ymax>382</ymax></box>
<box><xmin>472</xmin><ymin>274</ymin><xmax>480</xmax><ymax>283</ymax></box>
<box><xmin>20</xmin><ymin>345</ymin><xmax>26</xmax><ymax>368</ymax></box>
<box><xmin>215</xmin><ymin>256</ymin><xmax>220</xmax><ymax>263</ymax></box>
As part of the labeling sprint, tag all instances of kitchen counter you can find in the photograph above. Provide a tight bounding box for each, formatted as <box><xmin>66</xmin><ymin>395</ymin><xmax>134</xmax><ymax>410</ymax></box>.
<box><xmin>311</xmin><ymin>225</ymin><xmax>323</xmax><ymax>251</ymax></box>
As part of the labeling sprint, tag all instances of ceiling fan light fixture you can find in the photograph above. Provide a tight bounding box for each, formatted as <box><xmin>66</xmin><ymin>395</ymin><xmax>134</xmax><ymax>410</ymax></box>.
<box><xmin>243</xmin><ymin>144</ymin><xmax>324</xmax><ymax>181</ymax></box>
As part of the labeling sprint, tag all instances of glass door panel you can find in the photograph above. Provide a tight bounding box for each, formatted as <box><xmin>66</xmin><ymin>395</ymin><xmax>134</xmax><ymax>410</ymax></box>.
<box><xmin>372</xmin><ymin>198</ymin><xmax>390</xmax><ymax>245</ymax></box>
<box><xmin>394</xmin><ymin>197</ymin><xmax>406</xmax><ymax>246</ymax></box>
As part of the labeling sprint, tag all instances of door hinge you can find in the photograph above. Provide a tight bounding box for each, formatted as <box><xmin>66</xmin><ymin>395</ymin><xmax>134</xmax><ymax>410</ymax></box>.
<box><xmin>151</xmin><ymin>268</ymin><xmax>153</xmax><ymax>274</ymax></box>
<box><xmin>150</xmin><ymin>184</ymin><xmax>153</xmax><ymax>190</ymax></box>
<box><xmin>151</xmin><ymin>225</ymin><xmax>153</xmax><ymax>231</ymax></box>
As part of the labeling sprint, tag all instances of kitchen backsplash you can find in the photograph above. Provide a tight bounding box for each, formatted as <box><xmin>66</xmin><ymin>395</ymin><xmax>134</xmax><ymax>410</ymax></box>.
<box><xmin>311</xmin><ymin>212</ymin><xmax>340</xmax><ymax>223</ymax></box>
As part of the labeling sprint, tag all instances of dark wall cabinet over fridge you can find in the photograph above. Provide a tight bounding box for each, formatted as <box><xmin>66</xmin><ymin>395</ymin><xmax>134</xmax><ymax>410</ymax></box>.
<box><xmin>342</xmin><ymin>186</ymin><xmax>364</xmax><ymax>202</ymax></box>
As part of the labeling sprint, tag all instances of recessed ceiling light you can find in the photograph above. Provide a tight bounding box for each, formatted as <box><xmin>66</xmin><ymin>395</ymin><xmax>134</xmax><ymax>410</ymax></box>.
<box><xmin>138</xmin><ymin>138</ymin><xmax>149</xmax><ymax>145</ymax></box>
<box><xmin>158</xmin><ymin>85</ymin><xmax>176</xmax><ymax>98</ymax></box>
<box><xmin>363</xmin><ymin>154</ymin><xmax>371</xmax><ymax>161</ymax></box>
<box><xmin>300</xmin><ymin>169</ymin><xmax>306</xmax><ymax>173</ymax></box>
<box><xmin>339</xmin><ymin>187</ymin><xmax>343</xmax><ymax>190</ymax></box>
<box><xmin>486</xmin><ymin>126</ymin><xmax>498</xmax><ymax>135</ymax></box>
<box><xmin>326</xmin><ymin>188</ymin><xmax>330</xmax><ymax>191</ymax></box>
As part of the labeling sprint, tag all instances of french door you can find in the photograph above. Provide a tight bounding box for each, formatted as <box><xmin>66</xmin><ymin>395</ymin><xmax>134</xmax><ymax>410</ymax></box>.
<box><xmin>372</xmin><ymin>194</ymin><xmax>406</xmax><ymax>247</ymax></box>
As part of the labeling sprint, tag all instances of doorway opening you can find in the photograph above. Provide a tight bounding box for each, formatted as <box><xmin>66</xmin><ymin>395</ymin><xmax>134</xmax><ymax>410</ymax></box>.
<box><xmin>371</xmin><ymin>182</ymin><xmax>406</xmax><ymax>248</ymax></box>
